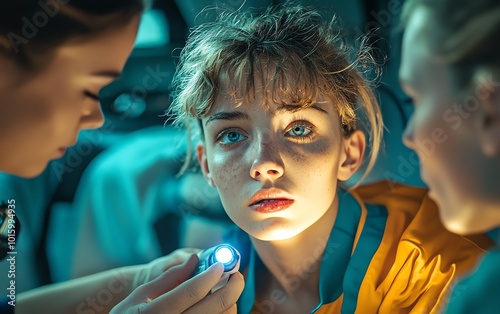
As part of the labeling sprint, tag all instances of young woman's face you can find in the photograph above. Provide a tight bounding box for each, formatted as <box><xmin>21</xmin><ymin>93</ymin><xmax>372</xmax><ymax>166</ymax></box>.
<box><xmin>0</xmin><ymin>16</ymin><xmax>139</xmax><ymax>177</ymax></box>
<box><xmin>400</xmin><ymin>7</ymin><xmax>500</xmax><ymax>234</ymax></box>
<box><xmin>197</xmin><ymin>82</ymin><xmax>362</xmax><ymax>241</ymax></box>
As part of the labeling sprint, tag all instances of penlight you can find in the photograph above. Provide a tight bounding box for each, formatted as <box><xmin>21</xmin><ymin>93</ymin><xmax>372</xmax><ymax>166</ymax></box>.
<box><xmin>192</xmin><ymin>244</ymin><xmax>241</xmax><ymax>292</ymax></box>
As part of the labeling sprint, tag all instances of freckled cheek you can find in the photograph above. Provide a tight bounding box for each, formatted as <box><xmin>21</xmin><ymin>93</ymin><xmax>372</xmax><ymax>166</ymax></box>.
<box><xmin>285</xmin><ymin>141</ymin><xmax>340</xmax><ymax>182</ymax></box>
<box><xmin>209</xmin><ymin>152</ymin><xmax>246</xmax><ymax>190</ymax></box>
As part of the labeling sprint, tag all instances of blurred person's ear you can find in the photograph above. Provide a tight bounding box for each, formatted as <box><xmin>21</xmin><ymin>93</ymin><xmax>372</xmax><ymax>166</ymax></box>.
<box><xmin>338</xmin><ymin>130</ymin><xmax>366</xmax><ymax>181</ymax></box>
<box><xmin>197</xmin><ymin>143</ymin><xmax>216</xmax><ymax>187</ymax></box>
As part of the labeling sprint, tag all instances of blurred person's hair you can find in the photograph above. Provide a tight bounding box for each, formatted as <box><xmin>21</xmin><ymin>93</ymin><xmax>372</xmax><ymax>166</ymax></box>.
<box><xmin>401</xmin><ymin>0</ymin><xmax>500</xmax><ymax>90</ymax></box>
<box><xmin>0</xmin><ymin>0</ymin><xmax>151</xmax><ymax>70</ymax></box>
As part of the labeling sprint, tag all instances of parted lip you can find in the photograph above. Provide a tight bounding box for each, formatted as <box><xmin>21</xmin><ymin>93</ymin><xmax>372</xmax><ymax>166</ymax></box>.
<box><xmin>248</xmin><ymin>188</ymin><xmax>293</xmax><ymax>206</ymax></box>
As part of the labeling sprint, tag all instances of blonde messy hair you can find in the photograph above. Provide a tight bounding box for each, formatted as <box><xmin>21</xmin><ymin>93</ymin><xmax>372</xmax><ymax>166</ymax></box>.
<box><xmin>169</xmin><ymin>2</ymin><xmax>383</xmax><ymax>185</ymax></box>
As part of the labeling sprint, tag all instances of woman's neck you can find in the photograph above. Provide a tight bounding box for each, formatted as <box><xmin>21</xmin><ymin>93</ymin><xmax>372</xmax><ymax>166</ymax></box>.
<box><xmin>250</xmin><ymin>196</ymin><xmax>339</xmax><ymax>300</ymax></box>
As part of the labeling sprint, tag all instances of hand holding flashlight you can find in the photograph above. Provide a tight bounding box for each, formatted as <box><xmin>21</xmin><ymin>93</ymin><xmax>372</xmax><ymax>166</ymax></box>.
<box><xmin>192</xmin><ymin>244</ymin><xmax>241</xmax><ymax>292</ymax></box>
<box><xmin>109</xmin><ymin>249</ymin><xmax>244</xmax><ymax>314</ymax></box>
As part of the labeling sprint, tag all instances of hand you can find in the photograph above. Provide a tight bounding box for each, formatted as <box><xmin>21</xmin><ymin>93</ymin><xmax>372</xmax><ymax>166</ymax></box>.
<box><xmin>131</xmin><ymin>248</ymin><xmax>202</xmax><ymax>286</ymax></box>
<box><xmin>110</xmin><ymin>253</ymin><xmax>245</xmax><ymax>314</ymax></box>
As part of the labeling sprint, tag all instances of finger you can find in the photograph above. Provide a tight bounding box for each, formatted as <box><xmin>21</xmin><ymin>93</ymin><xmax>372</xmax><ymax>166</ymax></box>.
<box><xmin>155</xmin><ymin>254</ymin><xmax>199</xmax><ymax>299</ymax></box>
<box><xmin>222</xmin><ymin>304</ymin><xmax>237</xmax><ymax>314</ymax></box>
<box><xmin>156</xmin><ymin>248</ymin><xmax>201</xmax><ymax>270</ymax></box>
<box><xmin>146</xmin><ymin>248</ymin><xmax>201</xmax><ymax>279</ymax></box>
<box><xmin>110</xmin><ymin>255</ymin><xmax>203</xmax><ymax>314</ymax></box>
<box><xmin>184</xmin><ymin>271</ymin><xmax>245</xmax><ymax>314</ymax></box>
<box><xmin>139</xmin><ymin>254</ymin><xmax>200</xmax><ymax>301</ymax></box>
<box><xmin>167</xmin><ymin>248</ymin><xmax>201</xmax><ymax>264</ymax></box>
<box><xmin>141</xmin><ymin>262</ymin><xmax>225</xmax><ymax>313</ymax></box>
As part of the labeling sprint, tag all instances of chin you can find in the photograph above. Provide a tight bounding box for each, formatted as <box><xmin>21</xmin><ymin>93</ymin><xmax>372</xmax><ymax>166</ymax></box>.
<box><xmin>251</xmin><ymin>227</ymin><xmax>300</xmax><ymax>242</ymax></box>
<box><xmin>441</xmin><ymin>219</ymin><xmax>471</xmax><ymax>235</ymax></box>
<box><xmin>436</xmin><ymin>196</ymin><xmax>499</xmax><ymax>235</ymax></box>
<box><xmin>441</xmin><ymin>213</ymin><xmax>492</xmax><ymax>236</ymax></box>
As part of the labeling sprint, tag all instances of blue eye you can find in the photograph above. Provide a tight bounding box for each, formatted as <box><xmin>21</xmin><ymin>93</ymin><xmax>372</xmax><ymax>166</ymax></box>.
<box><xmin>287</xmin><ymin>124</ymin><xmax>312</xmax><ymax>137</ymax></box>
<box><xmin>218</xmin><ymin>130</ymin><xmax>248</xmax><ymax>145</ymax></box>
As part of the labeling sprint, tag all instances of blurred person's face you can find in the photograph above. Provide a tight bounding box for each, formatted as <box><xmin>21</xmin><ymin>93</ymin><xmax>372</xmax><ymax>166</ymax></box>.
<box><xmin>0</xmin><ymin>16</ymin><xmax>139</xmax><ymax>178</ymax></box>
<box><xmin>197</xmin><ymin>79</ymin><xmax>364</xmax><ymax>241</ymax></box>
<box><xmin>400</xmin><ymin>6</ymin><xmax>500</xmax><ymax>234</ymax></box>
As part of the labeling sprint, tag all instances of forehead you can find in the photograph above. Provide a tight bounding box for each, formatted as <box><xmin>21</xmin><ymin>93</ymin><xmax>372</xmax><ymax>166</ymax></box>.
<box><xmin>53</xmin><ymin>16</ymin><xmax>139</xmax><ymax>75</ymax></box>
<box><xmin>399</xmin><ymin>6</ymin><xmax>435</xmax><ymax>87</ymax></box>
<box><xmin>216</xmin><ymin>64</ymin><xmax>324</xmax><ymax>111</ymax></box>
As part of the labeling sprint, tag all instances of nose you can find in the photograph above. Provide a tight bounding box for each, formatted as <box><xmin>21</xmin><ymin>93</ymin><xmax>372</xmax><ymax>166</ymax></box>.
<box><xmin>80</xmin><ymin>100</ymin><xmax>105</xmax><ymax>130</ymax></box>
<box><xmin>402</xmin><ymin>116</ymin><xmax>416</xmax><ymax>150</ymax></box>
<box><xmin>249</xmin><ymin>141</ymin><xmax>284</xmax><ymax>181</ymax></box>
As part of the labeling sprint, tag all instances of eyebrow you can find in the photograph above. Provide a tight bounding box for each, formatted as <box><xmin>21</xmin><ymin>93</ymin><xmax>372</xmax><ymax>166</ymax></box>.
<box><xmin>205</xmin><ymin>111</ymin><xmax>250</xmax><ymax>126</ymax></box>
<box><xmin>204</xmin><ymin>104</ymin><xmax>328</xmax><ymax>126</ymax></box>
<box><xmin>276</xmin><ymin>103</ymin><xmax>328</xmax><ymax>114</ymax></box>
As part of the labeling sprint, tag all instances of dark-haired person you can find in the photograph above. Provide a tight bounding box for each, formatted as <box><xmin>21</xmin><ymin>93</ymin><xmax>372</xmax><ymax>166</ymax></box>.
<box><xmin>0</xmin><ymin>1</ymin><xmax>243</xmax><ymax>313</ymax></box>
<box><xmin>399</xmin><ymin>0</ymin><xmax>500</xmax><ymax>312</ymax></box>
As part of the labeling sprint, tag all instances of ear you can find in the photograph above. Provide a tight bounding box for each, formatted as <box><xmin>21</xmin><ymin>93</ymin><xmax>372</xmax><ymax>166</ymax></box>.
<box><xmin>337</xmin><ymin>130</ymin><xmax>366</xmax><ymax>181</ymax></box>
<box><xmin>476</xmin><ymin>76</ymin><xmax>500</xmax><ymax>157</ymax></box>
<box><xmin>196</xmin><ymin>143</ymin><xmax>216</xmax><ymax>187</ymax></box>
